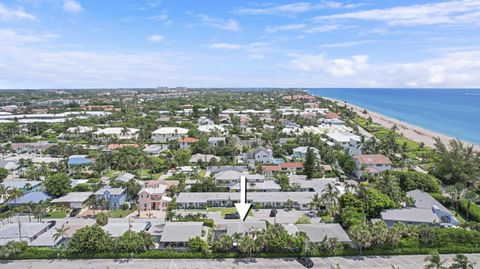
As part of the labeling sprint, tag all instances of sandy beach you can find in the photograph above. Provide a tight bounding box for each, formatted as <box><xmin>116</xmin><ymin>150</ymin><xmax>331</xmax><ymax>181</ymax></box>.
<box><xmin>325</xmin><ymin>98</ymin><xmax>480</xmax><ymax>151</ymax></box>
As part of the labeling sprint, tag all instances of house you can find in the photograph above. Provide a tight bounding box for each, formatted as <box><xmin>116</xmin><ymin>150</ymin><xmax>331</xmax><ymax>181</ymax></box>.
<box><xmin>353</xmin><ymin>154</ymin><xmax>392</xmax><ymax>179</ymax></box>
<box><xmin>7</xmin><ymin>192</ymin><xmax>52</xmax><ymax>207</ymax></box>
<box><xmin>215</xmin><ymin>221</ymin><xmax>266</xmax><ymax>238</ymax></box>
<box><xmin>159</xmin><ymin>222</ymin><xmax>204</xmax><ymax>248</ymax></box>
<box><xmin>326</xmin><ymin>132</ymin><xmax>362</xmax><ymax>156</ymax></box>
<box><xmin>106</xmin><ymin>143</ymin><xmax>139</xmax><ymax>151</ymax></box>
<box><xmin>381</xmin><ymin>190</ymin><xmax>458</xmax><ymax>227</ymax></box>
<box><xmin>1</xmin><ymin>180</ymin><xmax>42</xmax><ymax>192</ymax></box>
<box><xmin>197</xmin><ymin>116</ymin><xmax>214</xmax><ymax>126</ymax></box>
<box><xmin>289</xmin><ymin>177</ymin><xmax>343</xmax><ymax>193</ymax></box>
<box><xmin>138</xmin><ymin>185</ymin><xmax>169</xmax><ymax>211</ymax></box>
<box><xmin>198</xmin><ymin>125</ymin><xmax>226</xmax><ymax>135</ymax></box>
<box><xmin>178</xmin><ymin>137</ymin><xmax>198</xmax><ymax>149</ymax></box>
<box><xmin>66</xmin><ymin>126</ymin><xmax>93</xmax><ymax>134</ymax></box>
<box><xmin>151</xmin><ymin>127</ymin><xmax>188</xmax><ymax>143</ymax></box>
<box><xmin>67</xmin><ymin>155</ymin><xmax>94</xmax><ymax>174</ymax></box>
<box><xmin>93</xmin><ymin>127</ymin><xmax>139</xmax><ymax>141</ymax></box>
<box><xmin>262</xmin><ymin>165</ymin><xmax>281</xmax><ymax>177</ymax></box>
<box><xmin>176</xmin><ymin>192</ymin><xmax>316</xmax><ymax>210</ymax></box>
<box><xmin>176</xmin><ymin>166</ymin><xmax>196</xmax><ymax>176</ymax></box>
<box><xmin>279</xmin><ymin>162</ymin><xmax>304</xmax><ymax>173</ymax></box>
<box><xmin>143</xmin><ymin>144</ymin><xmax>168</xmax><ymax>155</ymax></box>
<box><xmin>407</xmin><ymin>190</ymin><xmax>458</xmax><ymax>226</ymax></box>
<box><xmin>11</xmin><ymin>141</ymin><xmax>55</xmax><ymax>154</ymax></box>
<box><xmin>0</xmin><ymin>222</ymin><xmax>54</xmax><ymax>246</ymax></box>
<box><xmin>292</xmin><ymin>146</ymin><xmax>320</xmax><ymax>161</ymax></box>
<box><xmin>51</xmin><ymin>192</ymin><xmax>93</xmax><ymax>209</ymax></box>
<box><xmin>214</xmin><ymin>170</ymin><xmax>246</xmax><ymax>186</ymax></box>
<box><xmin>230</xmin><ymin>180</ymin><xmax>281</xmax><ymax>192</ymax></box>
<box><xmin>189</xmin><ymin>153</ymin><xmax>221</xmax><ymax>164</ymax></box>
<box><xmin>296</xmin><ymin>224</ymin><xmax>351</xmax><ymax>244</ymax></box>
<box><xmin>115</xmin><ymin>172</ymin><xmax>136</xmax><ymax>183</ymax></box>
<box><xmin>102</xmin><ymin>222</ymin><xmax>150</xmax><ymax>238</ymax></box>
<box><xmin>243</xmin><ymin>147</ymin><xmax>273</xmax><ymax>164</ymax></box>
<box><xmin>94</xmin><ymin>188</ymin><xmax>126</xmax><ymax>209</ymax></box>
<box><xmin>208</xmin><ymin>137</ymin><xmax>226</xmax><ymax>147</ymax></box>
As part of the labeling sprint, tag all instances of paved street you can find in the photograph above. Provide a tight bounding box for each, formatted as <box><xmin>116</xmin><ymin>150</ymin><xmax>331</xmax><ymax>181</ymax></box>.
<box><xmin>2</xmin><ymin>254</ymin><xmax>480</xmax><ymax>269</ymax></box>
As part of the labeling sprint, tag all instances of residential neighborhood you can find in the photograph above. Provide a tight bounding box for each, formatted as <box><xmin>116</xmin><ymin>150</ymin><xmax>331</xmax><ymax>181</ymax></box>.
<box><xmin>0</xmin><ymin>89</ymin><xmax>479</xmax><ymax>267</ymax></box>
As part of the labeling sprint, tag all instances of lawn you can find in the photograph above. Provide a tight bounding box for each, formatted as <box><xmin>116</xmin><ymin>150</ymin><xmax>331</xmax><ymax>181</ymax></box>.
<box><xmin>45</xmin><ymin>210</ymin><xmax>67</xmax><ymax>218</ymax></box>
<box><xmin>110</xmin><ymin>209</ymin><xmax>134</xmax><ymax>218</ymax></box>
<box><xmin>207</xmin><ymin>207</ymin><xmax>254</xmax><ymax>217</ymax></box>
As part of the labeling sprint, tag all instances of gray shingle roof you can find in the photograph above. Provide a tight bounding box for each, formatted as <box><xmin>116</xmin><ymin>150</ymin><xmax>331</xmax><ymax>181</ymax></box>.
<box><xmin>296</xmin><ymin>223</ymin><xmax>351</xmax><ymax>243</ymax></box>
<box><xmin>160</xmin><ymin>222</ymin><xmax>203</xmax><ymax>243</ymax></box>
<box><xmin>407</xmin><ymin>190</ymin><xmax>452</xmax><ymax>215</ymax></box>
<box><xmin>381</xmin><ymin>208</ymin><xmax>440</xmax><ymax>224</ymax></box>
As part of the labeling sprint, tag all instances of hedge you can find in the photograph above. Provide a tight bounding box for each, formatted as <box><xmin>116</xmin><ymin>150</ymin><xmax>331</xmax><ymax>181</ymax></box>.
<box><xmin>7</xmin><ymin>245</ymin><xmax>480</xmax><ymax>260</ymax></box>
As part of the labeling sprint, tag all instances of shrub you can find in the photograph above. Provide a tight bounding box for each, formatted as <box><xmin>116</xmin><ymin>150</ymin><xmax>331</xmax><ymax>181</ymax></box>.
<box><xmin>121</xmin><ymin>203</ymin><xmax>130</xmax><ymax>210</ymax></box>
<box><xmin>95</xmin><ymin>212</ymin><xmax>109</xmax><ymax>226</ymax></box>
<box><xmin>0</xmin><ymin>241</ymin><xmax>28</xmax><ymax>259</ymax></box>
<box><xmin>392</xmin><ymin>171</ymin><xmax>441</xmax><ymax>193</ymax></box>
<box><xmin>202</xmin><ymin>218</ymin><xmax>214</xmax><ymax>227</ymax></box>
<box><xmin>295</xmin><ymin>215</ymin><xmax>312</xmax><ymax>224</ymax></box>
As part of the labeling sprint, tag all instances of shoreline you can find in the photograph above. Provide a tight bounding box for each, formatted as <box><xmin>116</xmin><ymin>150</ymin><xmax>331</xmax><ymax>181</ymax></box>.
<box><xmin>323</xmin><ymin>97</ymin><xmax>480</xmax><ymax>151</ymax></box>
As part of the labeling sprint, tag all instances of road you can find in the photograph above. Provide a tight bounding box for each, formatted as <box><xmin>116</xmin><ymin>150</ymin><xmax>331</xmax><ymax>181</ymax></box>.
<box><xmin>2</xmin><ymin>254</ymin><xmax>480</xmax><ymax>269</ymax></box>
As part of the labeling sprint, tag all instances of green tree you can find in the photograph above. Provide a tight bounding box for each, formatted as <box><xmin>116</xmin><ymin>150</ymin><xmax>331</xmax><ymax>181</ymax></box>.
<box><xmin>423</xmin><ymin>251</ymin><xmax>448</xmax><ymax>269</ymax></box>
<box><xmin>95</xmin><ymin>212</ymin><xmax>109</xmax><ymax>226</ymax></box>
<box><xmin>212</xmin><ymin>234</ymin><xmax>233</xmax><ymax>253</ymax></box>
<box><xmin>349</xmin><ymin>223</ymin><xmax>372</xmax><ymax>254</ymax></box>
<box><xmin>116</xmin><ymin>230</ymin><xmax>154</xmax><ymax>253</ymax></box>
<box><xmin>44</xmin><ymin>173</ymin><xmax>71</xmax><ymax>197</ymax></box>
<box><xmin>53</xmin><ymin>224</ymin><xmax>70</xmax><ymax>247</ymax></box>
<box><xmin>187</xmin><ymin>236</ymin><xmax>208</xmax><ymax>253</ymax></box>
<box><xmin>295</xmin><ymin>215</ymin><xmax>312</xmax><ymax>224</ymax></box>
<box><xmin>304</xmin><ymin>147</ymin><xmax>317</xmax><ymax>179</ymax></box>
<box><xmin>0</xmin><ymin>241</ymin><xmax>28</xmax><ymax>259</ymax></box>
<box><xmin>67</xmin><ymin>225</ymin><xmax>113</xmax><ymax>254</ymax></box>
<box><xmin>450</xmin><ymin>254</ymin><xmax>476</xmax><ymax>269</ymax></box>
<box><xmin>0</xmin><ymin>168</ymin><xmax>8</xmax><ymax>181</ymax></box>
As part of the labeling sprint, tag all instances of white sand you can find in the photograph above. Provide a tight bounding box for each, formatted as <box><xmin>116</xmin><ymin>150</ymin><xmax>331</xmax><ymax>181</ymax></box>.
<box><xmin>326</xmin><ymin>98</ymin><xmax>480</xmax><ymax>151</ymax></box>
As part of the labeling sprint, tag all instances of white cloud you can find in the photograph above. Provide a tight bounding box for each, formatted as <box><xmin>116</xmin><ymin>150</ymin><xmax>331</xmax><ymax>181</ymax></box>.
<box><xmin>315</xmin><ymin>0</ymin><xmax>480</xmax><ymax>26</ymax></box>
<box><xmin>208</xmin><ymin>43</ymin><xmax>243</xmax><ymax>50</ymax></box>
<box><xmin>147</xmin><ymin>34</ymin><xmax>164</xmax><ymax>43</ymax></box>
<box><xmin>0</xmin><ymin>2</ymin><xmax>35</xmax><ymax>21</ymax></box>
<box><xmin>290</xmin><ymin>54</ymin><xmax>369</xmax><ymax>76</ymax></box>
<box><xmin>63</xmin><ymin>0</ymin><xmax>83</xmax><ymax>13</ymax></box>
<box><xmin>235</xmin><ymin>1</ymin><xmax>358</xmax><ymax>15</ymax></box>
<box><xmin>197</xmin><ymin>15</ymin><xmax>241</xmax><ymax>31</ymax></box>
<box><xmin>266</xmin><ymin>24</ymin><xmax>307</xmax><ymax>33</ymax></box>
<box><xmin>288</xmin><ymin>50</ymin><xmax>480</xmax><ymax>87</ymax></box>
<box><xmin>0</xmin><ymin>29</ymin><xmax>58</xmax><ymax>46</ymax></box>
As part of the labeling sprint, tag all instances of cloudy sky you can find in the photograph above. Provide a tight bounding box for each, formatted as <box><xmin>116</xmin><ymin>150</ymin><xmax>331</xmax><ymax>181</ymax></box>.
<box><xmin>1</xmin><ymin>0</ymin><xmax>480</xmax><ymax>88</ymax></box>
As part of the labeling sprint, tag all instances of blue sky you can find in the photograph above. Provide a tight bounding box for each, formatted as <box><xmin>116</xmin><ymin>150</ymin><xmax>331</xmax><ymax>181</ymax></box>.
<box><xmin>0</xmin><ymin>0</ymin><xmax>480</xmax><ymax>88</ymax></box>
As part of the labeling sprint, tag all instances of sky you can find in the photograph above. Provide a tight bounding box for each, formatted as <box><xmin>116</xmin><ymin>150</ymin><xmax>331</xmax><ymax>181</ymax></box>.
<box><xmin>0</xmin><ymin>0</ymin><xmax>480</xmax><ymax>88</ymax></box>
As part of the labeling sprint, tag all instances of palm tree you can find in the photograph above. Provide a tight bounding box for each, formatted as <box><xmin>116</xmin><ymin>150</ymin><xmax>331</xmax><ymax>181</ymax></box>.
<box><xmin>320</xmin><ymin>183</ymin><xmax>340</xmax><ymax>209</ymax></box>
<box><xmin>450</xmin><ymin>254</ymin><xmax>476</xmax><ymax>269</ymax></box>
<box><xmin>8</xmin><ymin>188</ymin><xmax>23</xmax><ymax>208</ymax></box>
<box><xmin>310</xmin><ymin>193</ymin><xmax>322</xmax><ymax>216</ymax></box>
<box><xmin>85</xmin><ymin>195</ymin><xmax>99</xmax><ymax>217</ymax></box>
<box><xmin>423</xmin><ymin>251</ymin><xmax>448</xmax><ymax>269</ymax></box>
<box><xmin>462</xmin><ymin>190</ymin><xmax>479</xmax><ymax>221</ymax></box>
<box><xmin>445</xmin><ymin>183</ymin><xmax>466</xmax><ymax>212</ymax></box>
<box><xmin>52</xmin><ymin>224</ymin><xmax>70</xmax><ymax>247</ymax></box>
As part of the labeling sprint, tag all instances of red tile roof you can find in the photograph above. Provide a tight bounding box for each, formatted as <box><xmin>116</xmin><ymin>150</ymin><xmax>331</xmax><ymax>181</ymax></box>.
<box><xmin>325</xmin><ymin>112</ymin><xmax>341</xmax><ymax>119</ymax></box>
<box><xmin>178</xmin><ymin>137</ymin><xmax>198</xmax><ymax>143</ymax></box>
<box><xmin>279</xmin><ymin>162</ymin><xmax>304</xmax><ymax>169</ymax></box>
<box><xmin>355</xmin><ymin>154</ymin><xmax>392</xmax><ymax>165</ymax></box>
<box><xmin>262</xmin><ymin>165</ymin><xmax>281</xmax><ymax>172</ymax></box>
<box><xmin>107</xmin><ymin>144</ymin><xmax>139</xmax><ymax>150</ymax></box>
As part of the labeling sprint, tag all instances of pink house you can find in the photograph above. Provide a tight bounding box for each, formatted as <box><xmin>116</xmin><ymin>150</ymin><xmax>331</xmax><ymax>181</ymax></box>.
<box><xmin>137</xmin><ymin>185</ymin><xmax>169</xmax><ymax>211</ymax></box>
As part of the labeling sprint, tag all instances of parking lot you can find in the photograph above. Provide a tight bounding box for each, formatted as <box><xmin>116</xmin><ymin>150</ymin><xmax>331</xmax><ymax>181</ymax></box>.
<box><xmin>3</xmin><ymin>254</ymin><xmax>480</xmax><ymax>269</ymax></box>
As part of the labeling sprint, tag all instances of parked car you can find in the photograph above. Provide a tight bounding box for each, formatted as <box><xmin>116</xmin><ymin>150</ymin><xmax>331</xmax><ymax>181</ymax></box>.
<box><xmin>224</xmin><ymin>212</ymin><xmax>240</xmax><ymax>219</ymax></box>
<box><xmin>269</xmin><ymin>208</ymin><xmax>278</xmax><ymax>217</ymax></box>
<box><xmin>306</xmin><ymin>210</ymin><xmax>316</xmax><ymax>217</ymax></box>
<box><xmin>297</xmin><ymin>257</ymin><xmax>314</xmax><ymax>268</ymax></box>
<box><xmin>69</xmin><ymin>209</ymin><xmax>80</xmax><ymax>217</ymax></box>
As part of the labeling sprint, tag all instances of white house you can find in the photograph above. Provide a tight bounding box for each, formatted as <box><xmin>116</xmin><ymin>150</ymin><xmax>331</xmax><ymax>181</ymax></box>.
<box><xmin>151</xmin><ymin>127</ymin><xmax>188</xmax><ymax>143</ymax></box>
<box><xmin>326</xmin><ymin>131</ymin><xmax>362</xmax><ymax>156</ymax></box>
<box><xmin>208</xmin><ymin>137</ymin><xmax>226</xmax><ymax>147</ymax></box>
<box><xmin>93</xmin><ymin>127</ymin><xmax>139</xmax><ymax>141</ymax></box>
<box><xmin>353</xmin><ymin>154</ymin><xmax>392</xmax><ymax>178</ymax></box>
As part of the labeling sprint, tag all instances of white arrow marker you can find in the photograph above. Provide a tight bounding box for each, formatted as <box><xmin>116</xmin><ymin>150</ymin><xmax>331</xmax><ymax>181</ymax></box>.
<box><xmin>235</xmin><ymin>175</ymin><xmax>251</xmax><ymax>221</ymax></box>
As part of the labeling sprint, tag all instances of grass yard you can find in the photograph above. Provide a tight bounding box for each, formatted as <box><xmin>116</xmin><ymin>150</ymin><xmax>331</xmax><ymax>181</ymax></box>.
<box><xmin>45</xmin><ymin>210</ymin><xmax>67</xmax><ymax>218</ymax></box>
<box><xmin>207</xmin><ymin>207</ymin><xmax>254</xmax><ymax>217</ymax></box>
<box><xmin>110</xmin><ymin>209</ymin><xmax>134</xmax><ymax>218</ymax></box>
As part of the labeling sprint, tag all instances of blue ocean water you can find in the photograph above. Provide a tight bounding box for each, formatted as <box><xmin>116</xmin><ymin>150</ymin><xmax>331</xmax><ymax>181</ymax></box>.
<box><xmin>308</xmin><ymin>89</ymin><xmax>480</xmax><ymax>145</ymax></box>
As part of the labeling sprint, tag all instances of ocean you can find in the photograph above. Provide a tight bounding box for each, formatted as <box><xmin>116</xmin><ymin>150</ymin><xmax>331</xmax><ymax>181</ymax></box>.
<box><xmin>308</xmin><ymin>88</ymin><xmax>480</xmax><ymax>145</ymax></box>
